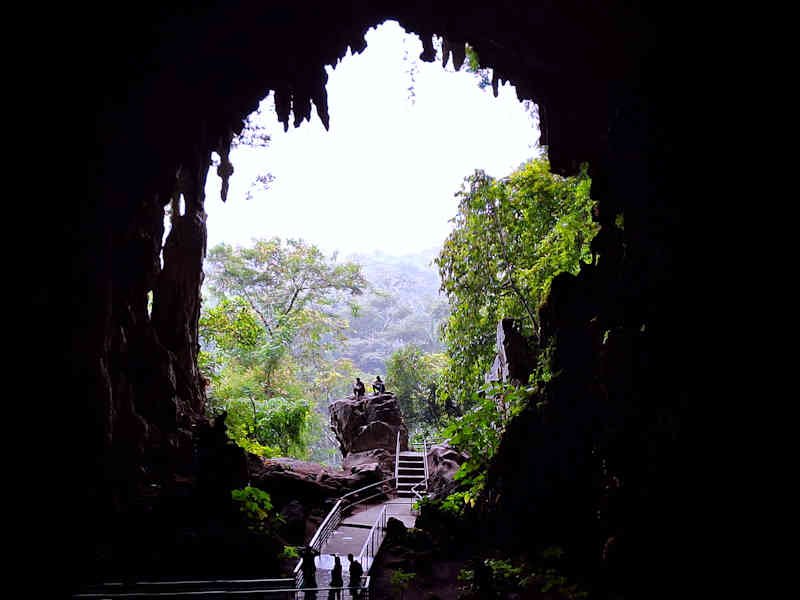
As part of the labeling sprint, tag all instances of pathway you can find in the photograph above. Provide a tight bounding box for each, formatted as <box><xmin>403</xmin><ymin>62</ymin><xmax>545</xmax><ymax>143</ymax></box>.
<box><xmin>297</xmin><ymin>449</ymin><xmax>429</xmax><ymax>598</ymax></box>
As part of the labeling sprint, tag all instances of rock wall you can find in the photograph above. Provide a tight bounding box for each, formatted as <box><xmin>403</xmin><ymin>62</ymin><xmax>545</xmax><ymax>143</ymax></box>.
<box><xmin>485</xmin><ymin>318</ymin><xmax>537</xmax><ymax>385</ymax></box>
<box><xmin>426</xmin><ymin>442</ymin><xmax>469</xmax><ymax>500</ymax></box>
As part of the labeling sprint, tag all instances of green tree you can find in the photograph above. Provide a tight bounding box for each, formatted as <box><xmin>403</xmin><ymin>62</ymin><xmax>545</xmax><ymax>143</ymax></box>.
<box><xmin>435</xmin><ymin>157</ymin><xmax>597</xmax><ymax>411</ymax></box>
<box><xmin>201</xmin><ymin>237</ymin><xmax>366</xmax><ymax>458</ymax></box>
<box><xmin>389</xmin><ymin>569</ymin><xmax>416</xmax><ymax>600</ymax></box>
<box><xmin>205</xmin><ymin>238</ymin><xmax>365</xmax><ymax>391</ymax></box>
<box><xmin>441</xmin><ymin>382</ymin><xmax>531</xmax><ymax>507</ymax></box>
<box><xmin>386</xmin><ymin>344</ymin><xmax>447</xmax><ymax>430</ymax></box>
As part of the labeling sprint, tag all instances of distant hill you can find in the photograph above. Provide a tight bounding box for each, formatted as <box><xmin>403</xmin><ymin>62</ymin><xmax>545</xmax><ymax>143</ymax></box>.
<box><xmin>334</xmin><ymin>247</ymin><xmax>448</xmax><ymax>375</ymax></box>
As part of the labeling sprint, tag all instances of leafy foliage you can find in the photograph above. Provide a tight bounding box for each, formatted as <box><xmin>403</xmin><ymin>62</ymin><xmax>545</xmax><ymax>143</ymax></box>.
<box><xmin>464</xmin><ymin>44</ymin><xmax>491</xmax><ymax>89</ymax></box>
<box><xmin>386</xmin><ymin>344</ymin><xmax>447</xmax><ymax>430</ymax></box>
<box><xmin>201</xmin><ymin>238</ymin><xmax>366</xmax><ymax>460</ymax></box>
<box><xmin>441</xmin><ymin>382</ymin><xmax>532</xmax><ymax>508</ymax></box>
<box><xmin>457</xmin><ymin>553</ymin><xmax>589</xmax><ymax>599</ymax></box>
<box><xmin>231</xmin><ymin>486</ymin><xmax>284</xmax><ymax>535</ymax></box>
<box><xmin>389</xmin><ymin>569</ymin><xmax>416</xmax><ymax>599</ymax></box>
<box><xmin>435</xmin><ymin>157</ymin><xmax>597</xmax><ymax>412</ymax></box>
<box><xmin>224</xmin><ymin>396</ymin><xmax>312</xmax><ymax>457</ymax></box>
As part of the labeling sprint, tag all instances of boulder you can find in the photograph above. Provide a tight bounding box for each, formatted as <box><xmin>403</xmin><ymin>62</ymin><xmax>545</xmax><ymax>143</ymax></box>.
<box><xmin>330</xmin><ymin>392</ymin><xmax>409</xmax><ymax>465</ymax></box>
<box><xmin>425</xmin><ymin>442</ymin><xmax>469</xmax><ymax>499</ymax></box>
<box><xmin>247</xmin><ymin>455</ymin><xmax>382</xmax><ymax>510</ymax></box>
<box><xmin>342</xmin><ymin>448</ymin><xmax>395</xmax><ymax>476</ymax></box>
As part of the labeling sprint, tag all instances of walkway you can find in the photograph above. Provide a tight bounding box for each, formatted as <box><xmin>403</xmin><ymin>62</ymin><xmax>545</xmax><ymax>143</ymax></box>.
<box><xmin>321</xmin><ymin>498</ymin><xmax>417</xmax><ymax>557</ymax></box>
<box><xmin>296</xmin><ymin>448</ymin><xmax>429</xmax><ymax>598</ymax></box>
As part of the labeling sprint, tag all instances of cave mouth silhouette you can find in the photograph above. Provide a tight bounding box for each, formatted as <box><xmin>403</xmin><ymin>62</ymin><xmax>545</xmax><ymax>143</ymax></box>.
<box><xmin>198</xmin><ymin>19</ymin><xmax>542</xmax><ymax>263</ymax></box>
<box><xmin>73</xmin><ymin>4</ymin><xmax>694</xmax><ymax>598</ymax></box>
<box><xmin>193</xmin><ymin>21</ymin><xmax>544</xmax><ymax>467</ymax></box>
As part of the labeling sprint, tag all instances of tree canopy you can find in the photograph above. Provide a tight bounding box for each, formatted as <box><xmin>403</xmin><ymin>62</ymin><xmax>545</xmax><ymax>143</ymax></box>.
<box><xmin>436</xmin><ymin>157</ymin><xmax>597</xmax><ymax>411</ymax></box>
<box><xmin>200</xmin><ymin>237</ymin><xmax>366</xmax><ymax>459</ymax></box>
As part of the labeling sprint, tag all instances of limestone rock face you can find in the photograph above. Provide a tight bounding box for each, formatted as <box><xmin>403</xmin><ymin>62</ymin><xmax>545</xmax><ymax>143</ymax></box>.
<box><xmin>342</xmin><ymin>448</ymin><xmax>396</xmax><ymax>477</ymax></box>
<box><xmin>246</xmin><ymin>454</ymin><xmax>385</xmax><ymax>545</ymax></box>
<box><xmin>247</xmin><ymin>455</ymin><xmax>382</xmax><ymax>508</ymax></box>
<box><xmin>330</xmin><ymin>392</ymin><xmax>409</xmax><ymax>474</ymax></box>
<box><xmin>485</xmin><ymin>319</ymin><xmax>537</xmax><ymax>385</ymax></box>
<box><xmin>425</xmin><ymin>442</ymin><xmax>469</xmax><ymax>499</ymax></box>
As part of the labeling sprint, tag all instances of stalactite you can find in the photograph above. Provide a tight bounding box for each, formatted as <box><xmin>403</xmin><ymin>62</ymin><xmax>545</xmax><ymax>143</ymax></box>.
<box><xmin>441</xmin><ymin>36</ymin><xmax>451</xmax><ymax>68</ymax></box>
<box><xmin>312</xmin><ymin>74</ymin><xmax>330</xmax><ymax>130</ymax></box>
<box><xmin>492</xmin><ymin>70</ymin><xmax>499</xmax><ymax>97</ymax></box>
<box><xmin>420</xmin><ymin>32</ymin><xmax>436</xmax><ymax>62</ymax></box>
<box><xmin>352</xmin><ymin>29</ymin><xmax>368</xmax><ymax>54</ymax></box>
<box><xmin>216</xmin><ymin>131</ymin><xmax>234</xmax><ymax>203</ymax></box>
<box><xmin>274</xmin><ymin>86</ymin><xmax>291</xmax><ymax>132</ymax></box>
<box><xmin>293</xmin><ymin>90</ymin><xmax>311</xmax><ymax>128</ymax></box>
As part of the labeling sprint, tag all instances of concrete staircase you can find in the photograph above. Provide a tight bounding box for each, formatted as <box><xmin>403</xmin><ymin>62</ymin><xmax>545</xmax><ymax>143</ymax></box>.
<box><xmin>396</xmin><ymin>451</ymin><xmax>426</xmax><ymax>498</ymax></box>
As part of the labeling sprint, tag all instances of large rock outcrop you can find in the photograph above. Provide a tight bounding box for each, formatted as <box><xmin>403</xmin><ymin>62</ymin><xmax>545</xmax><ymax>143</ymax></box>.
<box><xmin>425</xmin><ymin>442</ymin><xmax>469</xmax><ymax>500</ymax></box>
<box><xmin>330</xmin><ymin>392</ymin><xmax>409</xmax><ymax>475</ymax></box>
<box><xmin>247</xmin><ymin>455</ymin><xmax>385</xmax><ymax>545</ymax></box>
<box><xmin>248</xmin><ymin>455</ymin><xmax>383</xmax><ymax>507</ymax></box>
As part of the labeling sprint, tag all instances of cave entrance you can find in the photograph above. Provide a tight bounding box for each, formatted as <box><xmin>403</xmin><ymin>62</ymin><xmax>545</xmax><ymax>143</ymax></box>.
<box><xmin>194</xmin><ymin>20</ymin><xmax>543</xmax><ymax>466</ymax></box>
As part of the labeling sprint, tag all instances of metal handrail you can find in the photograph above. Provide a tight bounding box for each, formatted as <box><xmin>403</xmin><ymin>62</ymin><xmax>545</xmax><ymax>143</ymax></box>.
<box><xmin>292</xmin><ymin>576</ymin><xmax>371</xmax><ymax>599</ymax></box>
<box><xmin>309</xmin><ymin>499</ymin><xmax>343</xmax><ymax>549</ymax></box>
<box><xmin>357</xmin><ymin>503</ymin><xmax>388</xmax><ymax>576</ymax></box>
<box><xmin>77</xmin><ymin>577</ymin><xmax>371</xmax><ymax>599</ymax></box>
<box><xmin>394</xmin><ymin>430</ymin><xmax>401</xmax><ymax>483</ymax></box>
<box><xmin>294</xmin><ymin>475</ymin><xmax>397</xmax><ymax>588</ymax></box>
<box><xmin>341</xmin><ymin>476</ymin><xmax>395</xmax><ymax>500</ymax></box>
<box><xmin>410</xmin><ymin>478</ymin><xmax>426</xmax><ymax>501</ymax></box>
<box><xmin>423</xmin><ymin>438</ymin><xmax>429</xmax><ymax>487</ymax></box>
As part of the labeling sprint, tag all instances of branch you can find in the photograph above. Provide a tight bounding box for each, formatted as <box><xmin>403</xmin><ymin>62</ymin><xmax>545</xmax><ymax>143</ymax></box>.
<box><xmin>241</xmin><ymin>289</ymin><xmax>274</xmax><ymax>337</ymax></box>
<box><xmin>283</xmin><ymin>287</ymin><xmax>302</xmax><ymax>317</ymax></box>
<box><xmin>490</xmin><ymin>203</ymin><xmax>540</xmax><ymax>343</ymax></box>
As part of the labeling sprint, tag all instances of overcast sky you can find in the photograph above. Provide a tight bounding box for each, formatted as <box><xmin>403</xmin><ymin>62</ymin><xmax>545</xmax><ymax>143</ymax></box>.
<box><xmin>203</xmin><ymin>20</ymin><xmax>541</xmax><ymax>258</ymax></box>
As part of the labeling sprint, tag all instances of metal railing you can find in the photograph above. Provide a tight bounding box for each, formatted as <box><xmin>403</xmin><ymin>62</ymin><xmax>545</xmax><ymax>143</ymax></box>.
<box><xmin>72</xmin><ymin>577</ymin><xmax>297</xmax><ymax>598</ymax></box>
<box><xmin>410</xmin><ymin>478</ymin><xmax>426</xmax><ymax>503</ymax></box>
<box><xmin>423</xmin><ymin>437</ymin><xmax>429</xmax><ymax>484</ymax></box>
<box><xmin>293</xmin><ymin>431</ymin><xmax>442</xmax><ymax>596</ymax></box>
<box><xmin>357</xmin><ymin>503</ymin><xmax>388</xmax><ymax>574</ymax></box>
<box><xmin>294</xmin><ymin>476</ymin><xmax>396</xmax><ymax>589</ymax></box>
<box><xmin>291</xmin><ymin>575</ymin><xmax>371</xmax><ymax>599</ymax></box>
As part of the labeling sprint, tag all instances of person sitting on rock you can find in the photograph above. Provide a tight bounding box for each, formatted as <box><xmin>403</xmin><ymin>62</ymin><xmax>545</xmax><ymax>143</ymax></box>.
<box><xmin>372</xmin><ymin>376</ymin><xmax>385</xmax><ymax>394</ymax></box>
<box><xmin>353</xmin><ymin>377</ymin><xmax>365</xmax><ymax>398</ymax></box>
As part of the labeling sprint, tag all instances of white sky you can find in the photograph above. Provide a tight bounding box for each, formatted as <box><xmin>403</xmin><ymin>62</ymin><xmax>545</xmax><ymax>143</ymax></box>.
<box><xmin>203</xmin><ymin>20</ymin><xmax>541</xmax><ymax>257</ymax></box>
